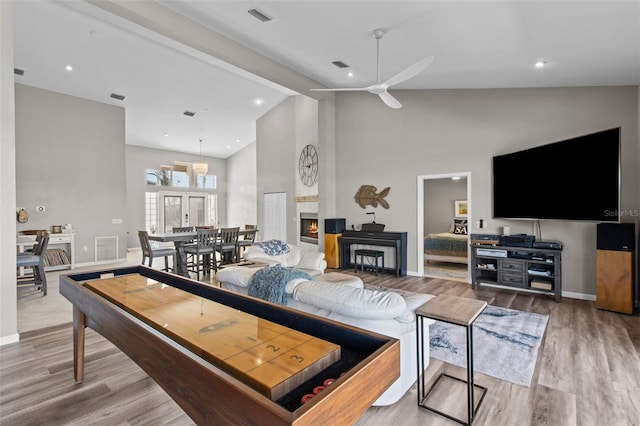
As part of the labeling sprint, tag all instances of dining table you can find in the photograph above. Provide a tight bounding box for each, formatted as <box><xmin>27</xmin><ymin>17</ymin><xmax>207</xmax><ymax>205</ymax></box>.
<box><xmin>148</xmin><ymin>229</ymin><xmax>257</xmax><ymax>278</ymax></box>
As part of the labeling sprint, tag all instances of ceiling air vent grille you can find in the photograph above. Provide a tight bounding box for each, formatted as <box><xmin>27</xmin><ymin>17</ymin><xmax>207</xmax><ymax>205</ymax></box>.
<box><xmin>110</xmin><ymin>93</ymin><xmax>126</xmax><ymax>101</ymax></box>
<box><xmin>247</xmin><ymin>8</ymin><xmax>272</xmax><ymax>22</ymax></box>
<box><xmin>14</xmin><ymin>68</ymin><xmax>25</xmax><ymax>75</ymax></box>
<box><xmin>183</xmin><ymin>111</ymin><xmax>195</xmax><ymax>117</ymax></box>
<box><xmin>331</xmin><ymin>61</ymin><xmax>349</xmax><ymax>69</ymax></box>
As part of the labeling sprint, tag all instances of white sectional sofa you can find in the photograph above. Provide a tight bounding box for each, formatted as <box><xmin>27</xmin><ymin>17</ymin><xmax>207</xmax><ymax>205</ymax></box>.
<box><xmin>215</xmin><ymin>266</ymin><xmax>435</xmax><ymax>406</ymax></box>
<box><xmin>243</xmin><ymin>243</ymin><xmax>327</xmax><ymax>276</ymax></box>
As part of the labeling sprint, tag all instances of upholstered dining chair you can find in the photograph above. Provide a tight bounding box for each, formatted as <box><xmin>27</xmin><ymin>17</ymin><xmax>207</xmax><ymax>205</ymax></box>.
<box><xmin>184</xmin><ymin>228</ymin><xmax>219</xmax><ymax>280</ymax></box>
<box><xmin>16</xmin><ymin>230</ymin><xmax>50</xmax><ymax>295</ymax></box>
<box><xmin>217</xmin><ymin>227</ymin><xmax>240</xmax><ymax>265</ymax></box>
<box><xmin>138</xmin><ymin>230</ymin><xmax>175</xmax><ymax>272</ymax></box>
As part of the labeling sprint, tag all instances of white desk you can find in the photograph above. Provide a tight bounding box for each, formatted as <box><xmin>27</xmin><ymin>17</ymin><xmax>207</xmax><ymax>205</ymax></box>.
<box><xmin>17</xmin><ymin>232</ymin><xmax>76</xmax><ymax>272</ymax></box>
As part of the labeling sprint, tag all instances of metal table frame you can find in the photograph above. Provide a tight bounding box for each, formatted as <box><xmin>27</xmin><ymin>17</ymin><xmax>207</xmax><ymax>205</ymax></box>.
<box><xmin>416</xmin><ymin>298</ymin><xmax>488</xmax><ymax>425</ymax></box>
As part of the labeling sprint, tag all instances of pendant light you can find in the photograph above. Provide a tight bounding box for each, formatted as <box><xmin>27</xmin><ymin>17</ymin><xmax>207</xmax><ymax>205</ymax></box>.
<box><xmin>192</xmin><ymin>139</ymin><xmax>208</xmax><ymax>177</ymax></box>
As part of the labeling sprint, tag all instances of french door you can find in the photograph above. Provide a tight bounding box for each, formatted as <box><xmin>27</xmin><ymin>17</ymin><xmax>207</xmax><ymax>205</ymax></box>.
<box><xmin>156</xmin><ymin>191</ymin><xmax>217</xmax><ymax>233</ymax></box>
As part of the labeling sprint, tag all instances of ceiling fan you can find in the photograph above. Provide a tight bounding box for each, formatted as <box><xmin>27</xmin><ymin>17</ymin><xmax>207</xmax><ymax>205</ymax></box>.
<box><xmin>311</xmin><ymin>29</ymin><xmax>434</xmax><ymax>109</ymax></box>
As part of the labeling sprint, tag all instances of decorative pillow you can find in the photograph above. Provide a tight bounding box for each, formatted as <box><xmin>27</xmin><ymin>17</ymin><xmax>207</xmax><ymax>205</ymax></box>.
<box><xmin>293</xmin><ymin>281</ymin><xmax>406</xmax><ymax>319</ymax></box>
<box><xmin>453</xmin><ymin>218</ymin><xmax>468</xmax><ymax>235</ymax></box>
<box><xmin>253</xmin><ymin>239</ymin><xmax>290</xmax><ymax>256</ymax></box>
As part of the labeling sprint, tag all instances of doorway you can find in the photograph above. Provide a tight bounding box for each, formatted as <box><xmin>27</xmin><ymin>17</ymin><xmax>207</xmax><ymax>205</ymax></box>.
<box><xmin>263</xmin><ymin>192</ymin><xmax>286</xmax><ymax>242</ymax></box>
<box><xmin>156</xmin><ymin>191</ymin><xmax>217</xmax><ymax>233</ymax></box>
<box><xmin>416</xmin><ymin>172</ymin><xmax>471</xmax><ymax>281</ymax></box>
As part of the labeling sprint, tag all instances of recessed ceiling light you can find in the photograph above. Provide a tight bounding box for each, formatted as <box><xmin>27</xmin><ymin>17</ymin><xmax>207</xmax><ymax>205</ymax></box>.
<box><xmin>65</xmin><ymin>65</ymin><xmax>73</xmax><ymax>71</ymax></box>
<box><xmin>347</xmin><ymin>71</ymin><xmax>355</xmax><ymax>78</ymax></box>
<box><xmin>235</xmin><ymin>139</ymin><xmax>240</xmax><ymax>143</ymax></box>
<box><xmin>227</xmin><ymin>144</ymin><xmax>232</xmax><ymax>149</ymax></box>
<box><xmin>535</xmin><ymin>60</ymin><xmax>547</xmax><ymax>68</ymax></box>
<box><xmin>254</xmin><ymin>98</ymin><xmax>264</xmax><ymax>106</ymax></box>
<box><xmin>164</xmin><ymin>133</ymin><xmax>169</xmax><ymax>137</ymax></box>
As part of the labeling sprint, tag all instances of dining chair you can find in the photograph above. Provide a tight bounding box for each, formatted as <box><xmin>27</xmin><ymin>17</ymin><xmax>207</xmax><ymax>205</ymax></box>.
<box><xmin>237</xmin><ymin>226</ymin><xmax>257</xmax><ymax>260</ymax></box>
<box><xmin>138</xmin><ymin>230</ymin><xmax>175</xmax><ymax>272</ymax></box>
<box><xmin>184</xmin><ymin>228</ymin><xmax>219</xmax><ymax>280</ymax></box>
<box><xmin>16</xmin><ymin>230</ymin><xmax>50</xmax><ymax>295</ymax></box>
<box><xmin>217</xmin><ymin>227</ymin><xmax>240</xmax><ymax>265</ymax></box>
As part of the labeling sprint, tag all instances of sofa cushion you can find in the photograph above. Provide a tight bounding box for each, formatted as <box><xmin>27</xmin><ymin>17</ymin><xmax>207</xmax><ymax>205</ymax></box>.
<box><xmin>292</xmin><ymin>281</ymin><xmax>406</xmax><ymax>320</ymax></box>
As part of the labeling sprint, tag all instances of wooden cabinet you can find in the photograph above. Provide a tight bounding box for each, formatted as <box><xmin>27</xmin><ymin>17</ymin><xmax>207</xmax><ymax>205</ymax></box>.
<box><xmin>596</xmin><ymin>249</ymin><xmax>634</xmax><ymax>314</ymax></box>
<box><xmin>471</xmin><ymin>244</ymin><xmax>562</xmax><ymax>302</ymax></box>
<box><xmin>324</xmin><ymin>233</ymin><xmax>341</xmax><ymax>268</ymax></box>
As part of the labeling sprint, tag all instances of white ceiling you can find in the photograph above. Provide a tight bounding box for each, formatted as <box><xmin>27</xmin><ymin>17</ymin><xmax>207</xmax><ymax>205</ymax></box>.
<box><xmin>13</xmin><ymin>1</ymin><xmax>640</xmax><ymax>158</ymax></box>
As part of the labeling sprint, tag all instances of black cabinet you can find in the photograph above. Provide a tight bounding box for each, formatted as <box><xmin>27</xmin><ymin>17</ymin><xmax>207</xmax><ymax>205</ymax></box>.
<box><xmin>471</xmin><ymin>244</ymin><xmax>562</xmax><ymax>302</ymax></box>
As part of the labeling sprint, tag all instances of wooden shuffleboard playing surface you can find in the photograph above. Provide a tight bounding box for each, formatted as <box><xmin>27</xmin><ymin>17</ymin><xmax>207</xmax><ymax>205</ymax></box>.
<box><xmin>84</xmin><ymin>274</ymin><xmax>341</xmax><ymax>400</ymax></box>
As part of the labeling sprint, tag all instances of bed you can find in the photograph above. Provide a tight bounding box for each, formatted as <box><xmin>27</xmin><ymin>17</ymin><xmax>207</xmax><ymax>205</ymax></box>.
<box><xmin>424</xmin><ymin>231</ymin><xmax>469</xmax><ymax>264</ymax></box>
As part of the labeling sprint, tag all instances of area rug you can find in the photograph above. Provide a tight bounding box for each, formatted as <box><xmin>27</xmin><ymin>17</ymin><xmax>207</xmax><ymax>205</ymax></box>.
<box><xmin>424</xmin><ymin>261</ymin><xmax>468</xmax><ymax>280</ymax></box>
<box><xmin>429</xmin><ymin>305</ymin><xmax>548</xmax><ymax>387</ymax></box>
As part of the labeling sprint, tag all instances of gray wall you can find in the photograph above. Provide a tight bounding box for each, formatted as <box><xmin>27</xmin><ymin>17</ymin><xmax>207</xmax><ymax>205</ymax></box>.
<box><xmin>125</xmin><ymin>145</ymin><xmax>227</xmax><ymax>248</ymax></box>
<box><xmin>256</xmin><ymin>97</ymin><xmax>298</xmax><ymax>243</ymax></box>
<box><xmin>15</xmin><ymin>84</ymin><xmax>127</xmax><ymax>264</ymax></box>
<box><xmin>224</xmin><ymin>141</ymin><xmax>257</xmax><ymax>231</ymax></box>
<box><xmin>1</xmin><ymin>0</ymin><xmax>18</xmax><ymax>343</ymax></box>
<box><xmin>332</xmin><ymin>86</ymin><xmax>639</xmax><ymax>297</ymax></box>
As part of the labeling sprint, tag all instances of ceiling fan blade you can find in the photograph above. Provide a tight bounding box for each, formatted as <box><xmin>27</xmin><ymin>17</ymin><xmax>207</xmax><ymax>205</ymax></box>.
<box><xmin>378</xmin><ymin>91</ymin><xmax>402</xmax><ymax>109</ymax></box>
<box><xmin>381</xmin><ymin>56</ymin><xmax>434</xmax><ymax>89</ymax></box>
<box><xmin>310</xmin><ymin>86</ymin><xmax>373</xmax><ymax>92</ymax></box>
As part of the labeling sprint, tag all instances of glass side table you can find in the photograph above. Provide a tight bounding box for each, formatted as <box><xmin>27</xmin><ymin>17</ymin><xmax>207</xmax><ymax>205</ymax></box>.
<box><xmin>416</xmin><ymin>295</ymin><xmax>488</xmax><ymax>425</ymax></box>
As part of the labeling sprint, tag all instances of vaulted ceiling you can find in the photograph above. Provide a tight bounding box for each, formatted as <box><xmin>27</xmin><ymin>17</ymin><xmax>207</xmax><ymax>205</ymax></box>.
<box><xmin>13</xmin><ymin>1</ymin><xmax>640</xmax><ymax>158</ymax></box>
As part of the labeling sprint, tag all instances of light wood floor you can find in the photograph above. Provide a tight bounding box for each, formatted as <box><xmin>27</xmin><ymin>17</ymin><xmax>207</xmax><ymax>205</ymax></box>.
<box><xmin>2</xmin><ymin>266</ymin><xmax>639</xmax><ymax>425</ymax></box>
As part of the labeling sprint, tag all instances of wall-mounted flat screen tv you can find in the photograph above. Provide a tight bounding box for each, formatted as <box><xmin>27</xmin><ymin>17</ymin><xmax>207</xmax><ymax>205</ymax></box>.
<box><xmin>493</xmin><ymin>127</ymin><xmax>620</xmax><ymax>222</ymax></box>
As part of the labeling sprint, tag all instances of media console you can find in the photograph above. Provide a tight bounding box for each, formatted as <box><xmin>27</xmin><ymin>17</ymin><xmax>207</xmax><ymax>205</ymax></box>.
<box><xmin>470</xmin><ymin>243</ymin><xmax>562</xmax><ymax>302</ymax></box>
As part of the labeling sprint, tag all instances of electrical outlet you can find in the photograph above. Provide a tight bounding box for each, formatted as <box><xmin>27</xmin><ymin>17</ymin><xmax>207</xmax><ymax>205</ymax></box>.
<box><xmin>112</xmin><ymin>218</ymin><xmax>123</xmax><ymax>224</ymax></box>
<box><xmin>83</xmin><ymin>246</ymin><xmax>88</xmax><ymax>253</ymax></box>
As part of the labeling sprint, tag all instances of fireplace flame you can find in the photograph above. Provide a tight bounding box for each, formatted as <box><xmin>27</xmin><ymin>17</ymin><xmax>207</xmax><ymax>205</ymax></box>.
<box><xmin>308</xmin><ymin>221</ymin><xmax>318</xmax><ymax>238</ymax></box>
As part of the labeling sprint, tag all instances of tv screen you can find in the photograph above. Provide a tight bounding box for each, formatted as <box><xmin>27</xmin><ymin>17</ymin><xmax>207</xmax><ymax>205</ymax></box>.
<box><xmin>493</xmin><ymin>127</ymin><xmax>620</xmax><ymax>222</ymax></box>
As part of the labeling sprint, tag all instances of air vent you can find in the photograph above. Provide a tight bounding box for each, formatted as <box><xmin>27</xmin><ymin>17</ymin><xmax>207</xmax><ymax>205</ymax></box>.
<box><xmin>248</xmin><ymin>8</ymin><xmax>272</xmax><ymax>22</ymax></box>
<box><xmin>110</xmin><ymin>93</ymin><xmax>126</xmax><ymax>101</ymax></box>
<box><xmin>14</xmin><ymin>68</ymin><xmax>25</xmax><ymax>76</ymax></box>
<box><xmin>183</xmin><ymin>111</ymin><xmax>195</xmax><ymax>117</ymax></box>
<box><xmin>332</xmin><ymin>60</ymin><xmax>350</xmax><ymax>69</ymax></box>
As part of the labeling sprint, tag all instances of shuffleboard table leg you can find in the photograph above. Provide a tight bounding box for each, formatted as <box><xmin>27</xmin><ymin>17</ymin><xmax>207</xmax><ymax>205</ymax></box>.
<box><xmin>72</xmin><ymin>306</ymin><xmax>86</xmax><ymax>383</ymax></box>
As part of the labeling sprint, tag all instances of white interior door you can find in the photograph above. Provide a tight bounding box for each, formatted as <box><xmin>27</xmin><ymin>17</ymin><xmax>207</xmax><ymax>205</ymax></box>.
<box><xmin>263</xmin><ymin>192</ymin><xmax>286</xmax><ymax>242</ymax></box>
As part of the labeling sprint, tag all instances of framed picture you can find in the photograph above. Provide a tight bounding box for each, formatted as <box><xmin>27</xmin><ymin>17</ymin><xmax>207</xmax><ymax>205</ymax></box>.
<box><xmin>455</xmin><ymin>200</ymin><xmax>468</xmax><ymax>218</ymax></box>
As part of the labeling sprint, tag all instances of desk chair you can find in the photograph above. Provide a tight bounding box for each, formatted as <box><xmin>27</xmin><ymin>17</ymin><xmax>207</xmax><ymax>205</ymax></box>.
<box><xmin>217</xmin><ymin>227</ymin><xmax>240</xmax><ymax>265</ymax></box>
<box><xmin>138</xmin><ymin>230</ymin><xmax>175</xmax><ymax>272</ymax></box>
<box><xmin>16</xmin><ymin>230</ymin><xmax>50</xmax><ymax>295</ymax></box>
<box><xmin>184</xmin><ymin>228</ymin><xmax>219</xmax><ymax>280</ymax></box>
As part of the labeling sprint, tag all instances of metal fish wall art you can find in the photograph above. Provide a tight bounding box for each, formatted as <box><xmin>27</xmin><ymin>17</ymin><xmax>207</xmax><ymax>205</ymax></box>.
<box><xmin>354</xmin><ymin>185</ymin><xmax>390</xmax><ymax>209</ymax></box>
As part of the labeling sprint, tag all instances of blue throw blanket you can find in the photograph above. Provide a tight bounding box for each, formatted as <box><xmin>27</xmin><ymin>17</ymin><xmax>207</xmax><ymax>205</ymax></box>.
<box><xmin>248</xmin><ymin>265</ymin><xmax>311</xmax><ymax>305</ymax></box>
<box><xmin>253</xmin><ymin>239</ymin><xmax>290</xmax><ymax>256</ymax></box>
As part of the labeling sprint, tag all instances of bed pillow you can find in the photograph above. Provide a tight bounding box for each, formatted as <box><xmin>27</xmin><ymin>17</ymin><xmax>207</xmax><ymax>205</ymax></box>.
<box><xmin>453</xmin><ymin>219</ymin><xmax>468</xmax><ymax>235</ymax></box>
<box><xmin>292</xmin><ymin>281</ymin><xmax>406</xmax><ymax>319</ymax></box>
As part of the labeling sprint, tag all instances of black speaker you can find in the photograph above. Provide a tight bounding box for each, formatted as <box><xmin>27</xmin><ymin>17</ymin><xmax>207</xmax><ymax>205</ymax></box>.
<box><xmin>325</xmin><ymin>218</ymin><xmax>346</xmax><ymax>234</ymax></box>
<box><xmin>597</xmin><ymin>223</ymin><xmax>636</xmax><ymax>252</ymax></box>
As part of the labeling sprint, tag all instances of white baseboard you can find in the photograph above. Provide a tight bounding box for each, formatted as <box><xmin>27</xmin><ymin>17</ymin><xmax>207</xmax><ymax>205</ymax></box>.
<box><xmin>74</xmin><ymin>258</ymin><xmax>128</xmax><ymax>269</ymax></box>
<box><xmin>0</xmin><ymin>333</ymin><xmax>19</xmax><ymax>346</ymax></box>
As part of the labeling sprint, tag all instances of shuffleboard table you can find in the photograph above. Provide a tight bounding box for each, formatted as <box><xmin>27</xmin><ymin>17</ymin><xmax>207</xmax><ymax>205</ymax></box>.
<box><xmin>60</xmin><ymin>265</ymin><xmax>400</xmax><ymax>425</ymax></box>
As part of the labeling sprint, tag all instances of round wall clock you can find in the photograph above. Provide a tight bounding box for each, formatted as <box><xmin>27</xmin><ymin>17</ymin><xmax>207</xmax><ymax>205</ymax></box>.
<box><xmin>298</xmin><ymin>144</ymin><xmax>318</xmax><ymax>187</ymax></box>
